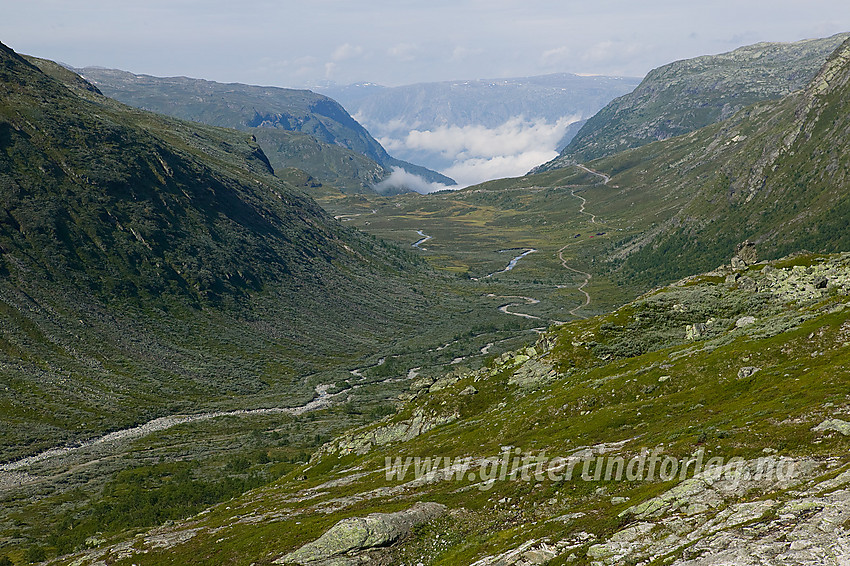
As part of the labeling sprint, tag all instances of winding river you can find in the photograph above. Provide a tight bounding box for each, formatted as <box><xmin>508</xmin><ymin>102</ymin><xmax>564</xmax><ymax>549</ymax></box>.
<box><xmin>412</xmin><ymin>230</ymin><xmax>432</xmax><ymax>249</ymax></box>
<box><xmin>0</xmin><ymin>384</ymin><xmax>336</xmax><ymax>486</ymax></box>
<box><xmin>485</xmin><ymin>248</ymin><xmax>537</xmax><ymax>278</ymax></box>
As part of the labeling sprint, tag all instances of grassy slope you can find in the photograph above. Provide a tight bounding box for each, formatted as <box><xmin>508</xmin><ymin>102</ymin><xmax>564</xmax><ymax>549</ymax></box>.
<box><xmin>542</xmin><ymin>32</ymin><xmax>849</xmax><ymax>166</ymax></box>
<box><xmin>0</xmin><ymin>45</ymin><xmax>544</xmax><ymax>560</ymax></box>
<box><xmin>590</xmin><ymin>37</ymin><xmax>850</xmax><ymax>284</ymax></box>
<box><xmin>52</xmin><ymin>253</ymin><xmax>850</xmax><ymax>565</ymax></box>
<box><xmin>4</xmin><ymin>36</ymin><xmax>850</xmax><ymax>566</ymax></box>
<box><xmin>0</xmin><ymin>44</ymin><xmax>504</xmax><ymax>459</ymax></box>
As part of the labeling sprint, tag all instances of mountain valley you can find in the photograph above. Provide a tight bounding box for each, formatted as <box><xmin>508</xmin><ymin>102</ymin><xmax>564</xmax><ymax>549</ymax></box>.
<box><xmin>1</xmin><ymin>30</ymin><xmax>850</xmax><ymax>566</ymax></box>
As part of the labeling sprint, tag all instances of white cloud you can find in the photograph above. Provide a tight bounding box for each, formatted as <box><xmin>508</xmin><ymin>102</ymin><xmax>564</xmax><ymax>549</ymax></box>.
<box><xmin>580</xmin><ymin>40</ymin><xmax>644</xmax><ymax>66</ymax></box>
<box><xmin>375</xmin><ymin>116</ymin><xmax>579</xmax><ymax>188</ymax></box>
<box><xmin>541</xmin><ymin>45</ymin><xmax>571</xmax><ymax>65</ymax></box>
<box><xmin>451</xmin><ymin>45</ymin><xmax>484</xmax><ymax>61</ymax></box>
<box><xmin>387</xmin><ymin>43</ymin><xmax>420</xmax><ymax>62</ymax></box>
<box><xmin>442</xmin><ymin>150</ymin><xmax>561</xmax><ymax>187</ymax></box>
<box><xmin>403</xmin><ymin>116</ymin><xmax>577</xmax><ymax>159</ymax></box>
<box><xmin>374</xmin><ymin>167</ymin><xmax>451</xmax><ymax>194</ymax></box>
<box><xmin>331</xmin><ymin>43</ymin><xmax>363</xmax><ymax>61</ymax></box>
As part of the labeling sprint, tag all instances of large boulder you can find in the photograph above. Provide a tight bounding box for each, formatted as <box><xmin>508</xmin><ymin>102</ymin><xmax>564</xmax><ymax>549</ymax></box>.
<box><xmin>275</xmin><ymin>502</ymin><xmax>446</xmax><ymax>565</ymax></box>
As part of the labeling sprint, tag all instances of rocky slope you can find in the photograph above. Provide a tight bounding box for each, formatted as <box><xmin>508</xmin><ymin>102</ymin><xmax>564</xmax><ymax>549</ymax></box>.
<box><xmin>578</xmin><ymin>35</ymin><xmax>850</xmax><ymax>284</ymax></box>
<box><xmin>73</xmin><ymin>66</ymin><xmax>455</xmax><ymax>192</ymax></box>
<box><xmin>45</xmin><ymin>251</ymin><xmax>850</xmax><ymax>565</ymax></box>
<box><xmin>539</xmin><ymin>33</ymin><xmax>849</xmax><ymax>169</ymax></box>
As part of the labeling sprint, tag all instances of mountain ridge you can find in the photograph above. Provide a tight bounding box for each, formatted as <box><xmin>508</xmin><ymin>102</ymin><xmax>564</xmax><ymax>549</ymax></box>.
<box><xmin>72</xmin><ymin>66</ymin><xmax>455</xmax><ymax>192</ymax></box>
<box><xmin>0</xmin><ymin>40</ymin><xmax>447</xmax><ymax>461</ymax></box>
<box><xmin>538</xmin><ymin>32</ymin><xmax>850</xmax><ymax>170</ymax></box>
<box><xmin>598</xmin><ymin>35</ymin><xmax>850</xmax><ymax>283</ymax></box>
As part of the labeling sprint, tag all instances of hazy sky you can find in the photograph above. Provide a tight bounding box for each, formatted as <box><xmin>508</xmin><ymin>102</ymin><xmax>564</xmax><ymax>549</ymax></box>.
<box><xmin>4</xmin><ymin>1</ymin><xmax>850</xmax><ymax>87</ymax></box>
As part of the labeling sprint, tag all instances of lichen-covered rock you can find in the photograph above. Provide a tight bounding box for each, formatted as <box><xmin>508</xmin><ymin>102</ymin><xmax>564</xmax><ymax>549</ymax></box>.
<box><xmin>812</xmin><ymin>418</ymin><xmax>850</xmax><ymax>436</ymax></box>
<box><xmin>758</xmin><ymin>254</ymin><xmax>850</xmax><ymax>302</ymax></box>
<box><xmin>275</xmin><ymin>502</ymin><xmax>446</xmax><ymax>565</ymax></box>
<box><xmin>469</xmin><ymin>539</ymin><xmax>560</xmax><ymax>566</ymax></box>
<box><xmin>737</xmin><ymin>366</ymin><xmax>760</xmax><ymax>379</ymax></box>
<box><xmin>508</xmin><ymin>358</ymin><xmax>558</xmax><ymax>387</ymax></box>
<box><xmin>582</xmin><ymin>457</ymin><xmax>832</xmax><ymax>565</ymax></box>
<box><xmin>685</xmin><ymin>323</ymin><xmax>707</xmax><ymax>340</ymax></box>
<box><xmin>731</xmin><ymin>256</ymin><xmax>747</xmax><ymax>270</ymax></box>
<box><xmin>318</xmin><ymin>408</ymin><xmax>458</xmax><ymax>456</ymax></box>
<box><xmin>429</xmin><ymin>369</ymin><xmax>464</xmax><ymax>392</ymax></box>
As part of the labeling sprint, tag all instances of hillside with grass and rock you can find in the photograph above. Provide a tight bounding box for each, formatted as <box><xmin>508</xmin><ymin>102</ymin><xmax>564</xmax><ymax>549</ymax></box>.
<box><xmin>44</xmin><ymin>251</ymin><xmax>850</xmax><ymax>565</ymax></box>
<box><xmin>3</xmin><ymin>30</ymin><xmax>850</xmax><ymax>566</ymax></box>
<box><xmin>73</xmin><ymin>66</ymin><xmax>454</xmax><ymax>193</ymax></box>
<box><xmin>539</xmin><ymin>33</ymin><xmax>849</xmax><ymax>169</ymax></box>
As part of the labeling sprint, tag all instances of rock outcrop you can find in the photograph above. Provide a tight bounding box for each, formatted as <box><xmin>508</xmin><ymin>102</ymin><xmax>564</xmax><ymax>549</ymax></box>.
<box><xmin>583</xmin><ymin>458</ymin><xmax>849</xmax><ymax>566</ymax></box>
<box><xmin>275</xmin><ymin>502</ymin><xmax>446</xmax><ymax>565</ymax></box>
<box><xmin>317</xmin><ymin>408</ymin><xmax>459</xmax><ymax>457</ymax></box>
<box><xmin>812</xmin><ymin>418</ymin><xmax>850</xmax><ymax>436</ymax></box>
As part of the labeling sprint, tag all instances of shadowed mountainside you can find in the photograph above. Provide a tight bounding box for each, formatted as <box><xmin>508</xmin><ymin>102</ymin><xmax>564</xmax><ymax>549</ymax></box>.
<box><xmin>73</xmin><ymin>66</ymin><xmax>455</xmax><ymax>193</ymax></box>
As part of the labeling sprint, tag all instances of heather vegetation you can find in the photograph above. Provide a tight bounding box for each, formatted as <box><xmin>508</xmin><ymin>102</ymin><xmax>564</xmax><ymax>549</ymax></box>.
<box><xmin>2</xmin><ymin>32</ymin><xmax>850</xmax><ymax>566</ymax></box>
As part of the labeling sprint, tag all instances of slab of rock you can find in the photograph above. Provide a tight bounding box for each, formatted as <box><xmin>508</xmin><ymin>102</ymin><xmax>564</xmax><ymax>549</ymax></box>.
<box><xmin>508</xmin><ymin>358</ymin><xmax>558</xmax><ymax>387</ymax></box>
<box><xmin>812</xmin><ymin>418</ymin><xmax>850</xmax><ymax>436</ymax></box>
<box><xmin>685</xmin><ymin>323</ymin><xmax>706</xmax><ymax>340</ymax></box>
<box><xmin>737</xmin><ymin>366</ymin><xmax>760</xmax><ymax>379</ymax></box>
<box><xmin>275</xmin><ymin>502</ymin><xmax>446</xmax><ymax>565</ymax></box>
<box><xmin>319</xmin><ymin>408</ymin><xmax>458</xmax><ymax>456</ymax></box>
<box><xmin>469</xmin><ymin>539</ymin><xmax>560</xmax><ymax>566</ymax></box>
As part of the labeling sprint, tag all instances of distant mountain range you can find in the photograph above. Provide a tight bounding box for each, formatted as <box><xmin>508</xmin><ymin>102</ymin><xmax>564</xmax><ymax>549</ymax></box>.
<box><xmin>315</xmin><ymin>74</ymin><xmax>641</xmax><ymax>185</ymax></box>
<box><xmin>539</xmin><ymin>33</ymin><xmax>850</xmax><ymax>169</ymax></box>
<box><xmin>73</xmin><ymin>67</ymin><xmax>455</xmax><ymax>193</ymax></box>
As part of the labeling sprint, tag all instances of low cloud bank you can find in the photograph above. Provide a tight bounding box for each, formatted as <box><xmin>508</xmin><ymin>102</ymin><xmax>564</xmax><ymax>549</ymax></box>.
<box><xmin>373</xmin><ymin>115</ymin><xmax>580</xmax><ymax>188</ymax></box>
<box><xmin>373</xmin><ymin>167</ymin><xmax>452</xmax><ymax>194</ymax></box>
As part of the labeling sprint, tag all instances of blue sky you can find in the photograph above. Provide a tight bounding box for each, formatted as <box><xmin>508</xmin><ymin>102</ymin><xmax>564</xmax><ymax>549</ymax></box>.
<box><xmin>3</xmin><ymin>0</ymin><xmax>850</xmax><ymax>86</ymax></box>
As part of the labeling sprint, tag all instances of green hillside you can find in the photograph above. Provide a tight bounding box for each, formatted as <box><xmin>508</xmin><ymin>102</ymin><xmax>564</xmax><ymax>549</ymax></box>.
<box><xmin>43</xmin><ymin>253</ymin><xmax>850</xmax><ymax>565</ymax></box>
<box><xmin>3</xmin><ymin>31</ymin><xmax>850</xmax><ymax>566</ymax></box>
<box><xmin>0</xmin><ymin>43</ymin><xmax>527</xmax><ymax>466</ymax></box>
<box><xmin>72</xmin><ymin>67</ymin><xmax>455</xmax><ymax>192</ymax></box>
<box><xmin>588</xmin><ymin>37</ymin><xmax>850</xmax><ymax>283</ymax></box>
<box><xmin>20</xmin><ymin>35</ymin><xmax>850</xmax><ymax>566</ymax></box>
<box><xmin>540</xmin><ymin>33</ymin><xmax>849</xmax><ymax>168</ymax></box>
<box><xmin>0</xmin><ymin>44</ymin><xmax>545</xmax><ymax>562</ymax></box>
